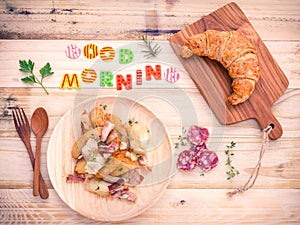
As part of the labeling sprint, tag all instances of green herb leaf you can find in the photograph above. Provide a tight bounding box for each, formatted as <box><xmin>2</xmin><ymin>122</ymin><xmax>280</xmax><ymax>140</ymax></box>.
<box><xmin>175</xmin><ymin>127</ymin><xmax>189</xmax><ymax>149</ymax></box>
<box><xmin>225</xmin><ymin>141</ymin><xmax>240</xmax><ymax>182</ymax></box>
<box><xmin>19</xmin><ymin>60</ymin><xmax>34</xmax><ymax>73</ymax></box>
<box><xmin>140</xmin><ymin>35</ymin><xmax>162</xmax><ymax>58</ymax></box>
<box><xmin>128</xmin><ymin>118</ymin><xmax>138</xmax><ymax>125</ymax></box>
<box><xmin>19</xmin><ymin>59</ymin><xmax>53</xmax><ymax>95</ymax></box>
<box><xmin>21</xmin><ymin>75</ymin><xmax>36</xmax><ymax>84</ymax></box>
<box><xmin>39</xmin><ymin>62</ymin><xmax>54</xmax><ymax>79</ymax></box>
<box><xmin>90</xmin><ymin>157</ymin><xmax>97</xmax><ymax>162</ymax></box>
<box><xmin>98</xmin><ymin>104</ymin><xmax>108</xmax><ymax>110</ymax></box>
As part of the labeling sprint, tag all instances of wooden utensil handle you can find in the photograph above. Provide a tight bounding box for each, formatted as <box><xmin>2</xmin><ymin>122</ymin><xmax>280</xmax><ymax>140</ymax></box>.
<box><xmin>255</xmin><ymin>107</ymin><xmax>283</xmax><ymax>140</ymax></box>
<box><xmin>39</xmin><ymin>173</ymin><xmax>49</xmax><ymax>199</ymax></box>
<box><xmin>25</xmin><ymin>141</ymin><xmax>49</xmax><ymax>199</ymax></box>
<box><xmin>33</xmin><ymin>135</ymin><xmax>41</xmax><ymax>196</ymax></box>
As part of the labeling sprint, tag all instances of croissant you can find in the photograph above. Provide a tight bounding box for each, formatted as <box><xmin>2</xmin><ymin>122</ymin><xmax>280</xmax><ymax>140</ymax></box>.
<box><xmin>180</xmin><ymin>30</ymin><xmax>260</xmax><ymax>105</ymax></box>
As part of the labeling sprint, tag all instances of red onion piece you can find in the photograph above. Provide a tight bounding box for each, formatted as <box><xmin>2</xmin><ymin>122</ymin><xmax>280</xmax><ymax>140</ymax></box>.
<box><xmin>177</xmin><ymin>150</ymin><xmax>199</xmax><ymax>171</ymax></box>
<box><xmin>197</xmin><ymin>150</ymin><xmax>218</xmax><ymax>172</ymax></box>
<box><xmin>108</xmin><ymin>178</ymin><xmax>125</xmax><ymax>191</ymax></box>
<box><xmin>187</xmin><ymin>125</ymin><xmax>209</xmax><ymax>145</ymax></box>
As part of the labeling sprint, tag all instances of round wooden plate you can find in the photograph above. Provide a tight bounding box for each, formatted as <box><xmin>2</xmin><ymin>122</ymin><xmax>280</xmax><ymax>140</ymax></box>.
<box><xmin>47</xmin><ymin>96</ymin><xmax>173</xmax><ymax>221</ymax></box>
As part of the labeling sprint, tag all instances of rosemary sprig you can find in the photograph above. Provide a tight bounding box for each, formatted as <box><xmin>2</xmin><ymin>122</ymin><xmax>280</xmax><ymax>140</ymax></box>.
<box><xmin>175</xmin><ymin>127</ymin><xmax>188</xmax><ymax>149</ymax></box>
<box><xmin>225</xmin><ymin>141</ymin><xmax>240</xmax><ymax>181</ymax></box>
<box><xmin>140</xmin><ymin>35</ymin><xmax>162</xmax><ymax>58</ymax></box>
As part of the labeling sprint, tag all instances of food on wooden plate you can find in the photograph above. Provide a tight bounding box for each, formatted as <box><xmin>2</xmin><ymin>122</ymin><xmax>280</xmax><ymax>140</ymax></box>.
<box><xmin>180</xmin><ymin>30</ymin><xmax>260</xmax><ymax>105</ymax></box>
<box><xmin>177</xmin><ymin>125</ymin><xmax>218</xmax><ymax>172</ymax></box>
<box><xmin>67</xmin><ymin>104</ymin><xmax>152</xmax><ymax>202</ymax></box>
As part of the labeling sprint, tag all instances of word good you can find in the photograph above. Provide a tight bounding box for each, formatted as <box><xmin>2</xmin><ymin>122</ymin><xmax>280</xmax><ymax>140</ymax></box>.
<box><xmin>65</xmin><ymin>44</ymin><xmax>133</xmax><ymax>64</ymax></box>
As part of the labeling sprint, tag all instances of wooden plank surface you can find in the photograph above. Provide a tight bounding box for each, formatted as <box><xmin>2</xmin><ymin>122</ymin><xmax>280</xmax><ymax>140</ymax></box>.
<box><xmin>0</xmin><ymin>1</ymin><xmax>300</xmax><ymax>224</ymax></box>
<box><xmin>0</xmin><ymin>0</ymin><xmax>299</xmax><ymax>40</ymax></box>
<box><xmin>0</xmin><ymin>40</ymin><xmax>300</xmax><ymax>223</ymax></box>
<box><xmin>1</xmin><ymin>189</ymin><xmax>300</xmax><ymax>224</ymax></box>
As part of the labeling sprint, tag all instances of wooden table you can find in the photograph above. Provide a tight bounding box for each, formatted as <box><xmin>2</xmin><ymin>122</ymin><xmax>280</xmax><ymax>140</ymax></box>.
<box><xmin>0</xmin><ymin>1</ymin><xmax>299</xmax><ymax>224</ymax></box>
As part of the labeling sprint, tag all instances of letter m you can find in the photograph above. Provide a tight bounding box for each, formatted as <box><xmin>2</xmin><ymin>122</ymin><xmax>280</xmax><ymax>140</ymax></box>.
<box><xmin>60</xmin><ymin>74</ymin><xmax>80</xmax><ymax>89</ymax></box>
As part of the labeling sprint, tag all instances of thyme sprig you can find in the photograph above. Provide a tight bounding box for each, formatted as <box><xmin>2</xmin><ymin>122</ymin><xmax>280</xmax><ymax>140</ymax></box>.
<box><xmin>175</xmin><ymin>127</ymin><xmax>188</xmax><ymax>149</ymax></box>
<box><xmin>225</xmin><ymin>141</ymin><xmax>240</xmax><ymax>181</ymax></box>
<box><xmin>140</xmin><ymin>35</ymin><xmax>162</xmax><ymax>58</ymax></box>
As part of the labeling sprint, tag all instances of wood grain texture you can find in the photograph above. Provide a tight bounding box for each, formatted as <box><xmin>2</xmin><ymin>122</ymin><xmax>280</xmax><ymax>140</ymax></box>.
<box><xmin>0</xmin><ymin>0</ymin><xmax>299</xmax><ymax>40</ymax></box>
<box><xmin>0</xmin><ymin>1</ymin><xmax>299</xmax><ymax>223</ymax></box>
<box><xmin>1</xmin><ymin>189</ymin><xmax>300</xmax><ymax>224</ymax></box>
<box><xmin>0</xmin><ymin>88</ymin><xmax>299</xmax><ymax>190</ymax></box>
<box><xmin>169</xmin><ymin>2</ymin><xmax>289</xmax><ymax>140</ymax></box>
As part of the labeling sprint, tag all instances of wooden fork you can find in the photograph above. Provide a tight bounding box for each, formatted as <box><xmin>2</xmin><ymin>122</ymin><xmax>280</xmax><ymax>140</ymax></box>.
<box><xmin>12</xmin><ymin>107</ymin><xmax>49</xmax><ymax>199</ymax></box>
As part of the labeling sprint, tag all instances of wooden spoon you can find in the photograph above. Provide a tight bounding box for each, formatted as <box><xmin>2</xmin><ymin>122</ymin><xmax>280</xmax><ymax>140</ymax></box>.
<box><xmin>31</xmin><ymin>107</ymin><xmax>49</xmax><ymax>196</ymax></box>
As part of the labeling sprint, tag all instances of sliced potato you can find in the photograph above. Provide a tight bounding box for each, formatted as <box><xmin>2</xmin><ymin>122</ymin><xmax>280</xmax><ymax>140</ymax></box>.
<box><xmin>71</xmin><ymin>127</ymin><xmax>102</xmax><ymax>159</ymax></box>
<box><xmin>74</xmin><ymin>158</ymin><xmax>87</xmax><ymax>174</ymax></box>
<box><xmin>110</xmin><ymin>161</ymin><xmax>136</xmax><ymax>177</ymax></box>
<box><xmin>96</xmin><ymin>157</ymin><xmax>120</xmax><ymax>177</ymax></box>
<box><xmin>96</xmin><ymin>150</ymin><xmax>137</xmax><ymax>178</ymax></box>
<box><xmin>110</xmin><ymin>150</ymin><xmax>137</xmax><ymax>176</ymax></box>
<box><xmin>129</xmin><ymin>123</ymin><xmax>151</xmax><ymax>148</ymax></box>
<box><xmin>85</xmin><ymin>178</ymin><xmax>110</xmax><ymax>197</ymax></box>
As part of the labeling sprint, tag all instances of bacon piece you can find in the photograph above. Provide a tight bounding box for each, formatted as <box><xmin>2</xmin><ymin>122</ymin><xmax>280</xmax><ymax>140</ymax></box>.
<box><xmin>98</xmin><ymin>141</ymin><xmax>118</xmax><ymax>153</ymax></box>
<box><xmin>121</xmin><ymin>169</ymin><xmax>144</xmax><ymax>186</ymax></box>
<box><xmin>109</xmin><ymin>184</ymin><xmax>137</xmax><ymax>202</ymax></box>
<box><xmin>105</xmin><ymin>130</ymin><xmax>119</xmax><ymax>144</ymax></box>
<box><xmin>100</xmin><ymin>121</ymin><xmax>115</xmax><ymax>142</ymax></box>
<box><xmin>120</xmin><ymin>190</ymin><xmax>137</xmax><ymax>202</ymax></box>
<box><xmin>66</xmin><ymin>174</ymin><xmax>86</xmax><ymax>183</ymax></box>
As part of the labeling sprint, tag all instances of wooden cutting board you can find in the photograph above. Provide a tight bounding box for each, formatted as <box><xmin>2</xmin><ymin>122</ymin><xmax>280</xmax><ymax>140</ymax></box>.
<box><xmin>169</xmin><ymin>2</ymin><xmax>289</xmax><ymax>140</ymax></box>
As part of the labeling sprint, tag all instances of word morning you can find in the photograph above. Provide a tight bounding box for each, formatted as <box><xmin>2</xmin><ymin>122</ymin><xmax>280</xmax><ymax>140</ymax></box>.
<box><xmin>60</xmin><ymin>44</ymin><xmax>180</xmax><ymax>90</ymax></box>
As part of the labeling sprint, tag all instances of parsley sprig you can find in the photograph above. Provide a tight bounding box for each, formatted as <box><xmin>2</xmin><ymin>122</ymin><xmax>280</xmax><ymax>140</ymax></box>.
<box><xmin>19</xmin><ymin>59</ymin><xmax>54</xmax><ymax>95</ymax></box>
<box><xmin>225</xmin><ymin>141</ymin><xmax>240</xmax><ymax>181</ymax></box>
